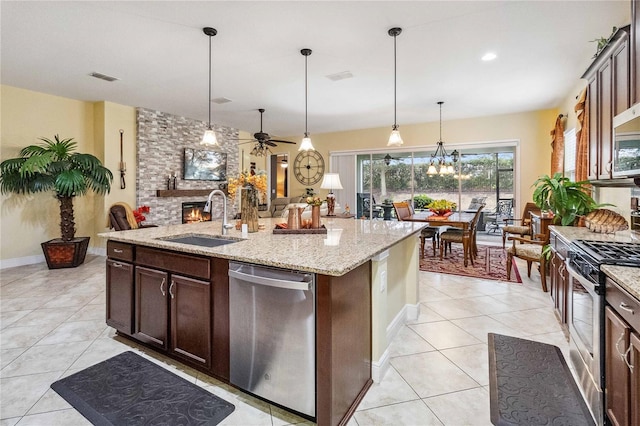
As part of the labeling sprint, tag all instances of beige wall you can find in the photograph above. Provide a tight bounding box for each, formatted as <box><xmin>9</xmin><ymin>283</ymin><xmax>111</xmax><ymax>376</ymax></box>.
<box><xmin>0</xmin><ymin>86</ymin><xmax>137</xmax><ymax>264</ymax></box>
<box><xmin>275</xmin><ymin>109</ymin><xmax>558</xmax><ymax>212</ymax></box>
<box><xmin>1</xmin><ymin>86</ymin><xmax>97</xmax><ymax>263</ymax></box>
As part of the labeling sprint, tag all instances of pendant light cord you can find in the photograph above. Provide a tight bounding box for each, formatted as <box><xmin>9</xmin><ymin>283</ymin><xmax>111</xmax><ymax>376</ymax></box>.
<box><xmin>208</xmin><ymin>34</ymin><xmax>212</xmax><ymax>129</ymax></box>
<box><xmin>393</xmin><ymin>32</ymin><xmax>397</xmax><ymax>128</ymax></box>
<box><xmin>305</xmin><ymin>53</ymin><xmax>308</xmax><ymax>135</ymax></box>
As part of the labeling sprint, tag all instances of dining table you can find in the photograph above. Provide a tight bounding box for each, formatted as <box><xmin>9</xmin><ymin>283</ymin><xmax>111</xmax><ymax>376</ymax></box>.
<box><xmin>404</xmin><ymin>211</ymin><xmax>477</xmax><ymax>266</ymax></box>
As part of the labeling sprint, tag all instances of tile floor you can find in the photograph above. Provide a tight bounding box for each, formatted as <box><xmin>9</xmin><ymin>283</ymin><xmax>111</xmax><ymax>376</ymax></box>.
<box><xmin>0</xmin><ymin>246</ymin><xmax>567</xmax><ymax>426</ymax></box>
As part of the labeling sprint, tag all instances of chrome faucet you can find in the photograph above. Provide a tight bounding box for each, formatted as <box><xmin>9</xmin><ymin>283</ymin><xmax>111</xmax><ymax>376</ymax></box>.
<box><xmin>203</xmin><ymin>189</ymin><xmax>234</xmax><ymax>235</ymax></box>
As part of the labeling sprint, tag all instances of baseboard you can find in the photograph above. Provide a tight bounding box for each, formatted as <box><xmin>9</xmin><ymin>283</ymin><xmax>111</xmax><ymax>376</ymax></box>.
<box><xmin>0</xmin><ymin>254</ymin><xmax>45</xmax><ymax>269</ymax></box>
<box><xmin>1</xmin><ymin>247</ymin><xmax>106</xmax><ymax>270</ymax></box>
<box><xmin>372</xmin><ymin>302</ymin><xmax>421</xmax><ymax>383</ymax></box>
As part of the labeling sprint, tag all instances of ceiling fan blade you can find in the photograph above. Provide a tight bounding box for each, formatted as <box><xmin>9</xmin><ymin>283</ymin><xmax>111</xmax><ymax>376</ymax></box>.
<box><xmin>230</xmin><ymin>138</ymin><xmax>257</xmax><ymax>141</ymax></box>
<box><xmin>238</xmin><ymin>140</ymin><xmax>258</xmax><ymax>145</ymax></box>
<box><xmin>269</xmin><ymin>139</ymin><xmax>297</xmax><ymax>144</ymax></box>
<box><xmin>264</xmin><ymin>141</ymin><xmax>277</xmax><ymax>147</ymax></box>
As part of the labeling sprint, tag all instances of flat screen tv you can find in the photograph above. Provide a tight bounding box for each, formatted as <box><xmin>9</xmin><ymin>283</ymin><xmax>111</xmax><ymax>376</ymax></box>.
<box><xmin>183</xmin><ymin>148</ymin><xmax>227</xmax><ymax>181</ymax></box>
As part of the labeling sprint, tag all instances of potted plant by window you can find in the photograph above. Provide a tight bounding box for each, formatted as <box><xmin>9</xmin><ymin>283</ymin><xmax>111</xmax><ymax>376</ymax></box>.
<box><xmin>0</xmin><ymin>135</ymin><xmax>113</xmax><ymax>268</ymax></box>
<box><xmin>532</xmin><ymin>173</ymin><xmax>603</xmax><ymax>226</ymax></box>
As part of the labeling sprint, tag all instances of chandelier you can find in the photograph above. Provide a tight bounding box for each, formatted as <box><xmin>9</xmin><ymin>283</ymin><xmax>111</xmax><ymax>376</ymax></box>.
<box><xmin>427</xmin><ymin>101</ymin><xmax>458</xmax><ymax>175</ymax></box>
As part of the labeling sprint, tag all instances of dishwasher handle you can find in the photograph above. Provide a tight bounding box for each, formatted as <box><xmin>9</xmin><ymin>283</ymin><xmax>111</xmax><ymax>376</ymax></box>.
<box><xmin>228</xmin><ymin>268</ymin><xmax>311</xmax><ymax>291</ymax></box>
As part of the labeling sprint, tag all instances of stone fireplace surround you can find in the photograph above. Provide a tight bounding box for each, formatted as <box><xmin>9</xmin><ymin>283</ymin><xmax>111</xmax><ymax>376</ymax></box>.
<box><xmin>136</xmin><ymin>108</ymin><xmax>240</xmax><ymax>226</ymax></box>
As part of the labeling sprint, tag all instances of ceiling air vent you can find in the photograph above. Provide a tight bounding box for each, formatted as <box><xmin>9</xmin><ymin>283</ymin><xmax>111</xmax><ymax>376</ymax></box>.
<box><xmin>326</xmin><ymin>71</ymin><xmax>353</xmax><ymax>82</ymax></box>
<box><xmin>89</xmin><ymin>72</ymin><xmax>120</xmax><ymax>82</ymax></box>
<box><xmin>212</xmin><ymin>97</ymin><xmax>232</xmax><ymax>104</ymax></box>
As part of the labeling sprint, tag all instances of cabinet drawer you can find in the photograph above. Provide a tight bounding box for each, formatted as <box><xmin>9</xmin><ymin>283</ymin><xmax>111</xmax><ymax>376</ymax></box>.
<box><xmin>606</xmin><ymin>277</ymin><xmax>640</xmax><ymax>331</ymax></box>
<box><xmin>107</xmin><ymin>241</ymin><xmax>134</xmax><ymax>262</ymax></box>
<box><xmin>136</xmin><ymin>247</ymin><xmax>210</xmax><ymax>280</ymax></box>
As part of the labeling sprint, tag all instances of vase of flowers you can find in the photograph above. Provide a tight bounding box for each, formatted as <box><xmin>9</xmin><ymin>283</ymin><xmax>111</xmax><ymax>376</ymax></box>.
<box><xmin>307</xmin><ymin>196</ymin><xmax>323</xmax><ymax>229</ymax></box>
<box><xmin>427</xmin><ymin>199</ymin><xmax>457</xmax><ymax>216</ymax></box>
<box><xmin>228</xmin><ymin>171</ymin><xmax>267</xmax><ymax>233</ymax></box>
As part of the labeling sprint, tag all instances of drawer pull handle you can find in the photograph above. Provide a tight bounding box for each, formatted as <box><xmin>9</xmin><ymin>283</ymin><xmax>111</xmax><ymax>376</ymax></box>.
<box><xmin>112</xmin><ymin>262</ymin><xmax>125</xmax><ymax>269</ymax></box>
<box><xmin>113</xmin><ymin>249</ymin><xmax>124</xmax><ymax>253</ymax></box>
<box><xmin>160</xmin><ymin>278</ymin><xmax>166</xmax><ymax>296</ymax></box>
<box><xmin>169</xmin><ymin>281</ymin><xmax>175</xmax><ymax>299</ymax></box>
<box><xmin>619</xmin><ymin>302</ymin><xmax>635</xmax><ymax>314</ymax></box>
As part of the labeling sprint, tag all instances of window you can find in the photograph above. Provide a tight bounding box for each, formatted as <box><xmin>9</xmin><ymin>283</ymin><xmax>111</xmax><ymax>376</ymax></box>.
<box><xmin>564</xmin><ymin>128</ymin><xmax>577</xmax><ymax>181</ymax></box>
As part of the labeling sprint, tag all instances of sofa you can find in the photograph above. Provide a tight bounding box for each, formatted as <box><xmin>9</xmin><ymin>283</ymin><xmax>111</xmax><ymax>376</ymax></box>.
<box><xmin>258</xmin><ymin>196</ymin><xmax>306</xmax><ymax>218</ymax></box>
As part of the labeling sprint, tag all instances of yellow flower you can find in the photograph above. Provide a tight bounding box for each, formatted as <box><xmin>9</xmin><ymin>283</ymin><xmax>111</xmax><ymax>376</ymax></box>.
<box><xmin>227</xmin><ymin>171</ymin><xmax>267</xmax><ymax>200</ymax></box>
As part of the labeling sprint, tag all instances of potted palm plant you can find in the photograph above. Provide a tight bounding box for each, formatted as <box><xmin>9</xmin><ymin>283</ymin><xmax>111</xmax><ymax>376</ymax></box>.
<box><xmin>0</xmin><ymin>135</ymin><xmax>113</xmax><ymax>268</ymax></box>
<box><xmin>532</xmin><ymin>173</ymin><xmax>602</xmax><ymax>226</ymax></box>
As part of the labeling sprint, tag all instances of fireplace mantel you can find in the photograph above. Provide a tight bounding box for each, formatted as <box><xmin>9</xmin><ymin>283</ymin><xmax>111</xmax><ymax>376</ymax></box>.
<box><xmin>156</xmin><ymin>189</ymin><xmax>217</xmax><ymax>197</ymax></box>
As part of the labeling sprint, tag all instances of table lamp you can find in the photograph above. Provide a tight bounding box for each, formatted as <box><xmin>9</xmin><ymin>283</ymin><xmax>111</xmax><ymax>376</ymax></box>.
<box><xmin>320</xmin><ymin>173</ymin><xmax>343</xmax><ymax>216</ymax></box>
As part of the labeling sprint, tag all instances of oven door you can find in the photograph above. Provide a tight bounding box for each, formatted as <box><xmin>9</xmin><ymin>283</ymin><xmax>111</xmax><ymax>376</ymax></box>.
<box><xmin>567</xmin><ymin>262</ymin><xmax>603</xmax><ymax>424</ymax></box>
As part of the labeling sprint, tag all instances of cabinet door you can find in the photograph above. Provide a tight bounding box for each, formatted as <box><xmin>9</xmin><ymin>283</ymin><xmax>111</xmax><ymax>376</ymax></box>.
<box><xmin>631</xmin><ymin>332</ymin><xmax>640</xmax><ymax>426</ymax></box>
<box><xmin>605</xmin><ymin>306</ymin><xmax>631</xmax><ymax>426</ymax></box>
<box><xmin>106</xmin><ymin>259</ymin><xmax>134</xmax><ymax>335</ymax></box>
<box><xmin>170</xmin><ymin>274</ymin><xmax>211</xmax><ymax>368</ymax></box>
<box><xmin>558</xmin><ymin>258</ymin><xmax>568</xmax><ymax>325</ymax></box>
<box><xmin>632</xmin><ymin>0</ymin><xmax>640</xmax><ymax>104</ymax></box>
<box><xmin>612</xmin><ymin>35</ymin><xmax>630</xmax><ymax>116</ymax></box>
<box><xmin>598</xmin><ymin>58</ymin><xmax>613</xmax><ymax>180</ymax></box>
<box><xmin>588</xmin><ymin>75</ymin><xmax>600</xmax><ymax>181</ymax></box>
<box><xmin>135</xmin><ymin>266</ymin><xmax>168</xmax><ymax>349</ymax></box>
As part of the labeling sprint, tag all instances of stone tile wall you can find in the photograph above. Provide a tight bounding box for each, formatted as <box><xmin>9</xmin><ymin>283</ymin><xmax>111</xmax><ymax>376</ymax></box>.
<box><xmin>136</xmin><ymin>108</ymin><xmax>239</xmax><ymax>225</ymax></box>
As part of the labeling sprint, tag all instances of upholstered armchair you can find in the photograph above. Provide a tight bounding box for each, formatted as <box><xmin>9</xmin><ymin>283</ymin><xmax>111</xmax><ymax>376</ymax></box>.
<box><xmin>506</xmin><ymin>233</ymin><xmax>548</xmax><ymax>292</ymax></box>
<box><xmin>501</xmin><ymin>202</ymin><xmax>540</xmax><ymax>248</ymax></box>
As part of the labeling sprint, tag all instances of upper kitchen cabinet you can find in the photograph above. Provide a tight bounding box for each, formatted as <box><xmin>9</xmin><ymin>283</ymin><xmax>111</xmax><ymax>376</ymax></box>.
<box><xmin>583</xmin><ymin>26</ymin><xmax>630</xmax><ymax>181</ymax></box>
<box><xmin>632</xmin><ymin>0</ymin><xmax>640</xmax><ymax>104</ymax></box>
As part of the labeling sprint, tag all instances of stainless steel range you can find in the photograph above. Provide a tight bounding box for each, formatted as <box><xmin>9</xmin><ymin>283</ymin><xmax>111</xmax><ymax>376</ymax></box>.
<box><xmin>567</xmin><ymin>240</ymin><xmax>640</xmax><ymax>425</ymax></box>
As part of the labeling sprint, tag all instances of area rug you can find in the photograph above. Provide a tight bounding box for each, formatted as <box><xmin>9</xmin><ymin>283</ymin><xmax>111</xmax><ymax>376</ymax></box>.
<box><xmin>419</xmin><ymin>244</ymin><xmax>522</xmax><ymax>283</ymax></box>
<box><xmin>51</xmin><ymin>351</ymin><xmax>235</xmax><ymax>426</ymax></box>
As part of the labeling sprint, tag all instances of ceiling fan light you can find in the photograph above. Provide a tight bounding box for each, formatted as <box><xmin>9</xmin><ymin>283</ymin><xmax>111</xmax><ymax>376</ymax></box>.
<box><xmin>299</xmin><ymin>134</ymin><xmax>314</xmax><ymax>151</ymax></box>
<box><xmin>387</xmin><ymin>128</ymin><xmax>403</xmax><ymax>147</ymax></box>
<box><xmin>202</xmin><ymin>129</ymin><xmax>218</xmax><ymax>146</ymax></box>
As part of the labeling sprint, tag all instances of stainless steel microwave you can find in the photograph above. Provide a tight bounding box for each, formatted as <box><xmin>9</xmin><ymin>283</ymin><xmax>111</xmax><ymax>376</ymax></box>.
<box><xmin>613</xmin><ymin>102</ymin><xmax>640</xmax><ymax>178</ymax></box>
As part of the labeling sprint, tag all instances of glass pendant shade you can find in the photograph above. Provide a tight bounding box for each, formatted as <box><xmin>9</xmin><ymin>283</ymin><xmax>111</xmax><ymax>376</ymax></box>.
<box><xmin>427</xmin><ymin>163</ymin><xmax>438</xmax><ymax>175</ymax></box>
<box><xmin>387</xmin><ymin>127</ymin><xmax>403</xmax><ymax>147</ymax></box>
<box><xmin>201</xmin><ymin>27</ymin><xmax>219</xmax><ymax>146</ymax></box>
<box><xmin>299</xmin><ymin>133</ymin><xmax>314</xmax><ymax>151</ymax></box>
<box><xmin>202</xmin><ymin>128</ymin><xmax>218</xmax><ymax>146</ymax></box>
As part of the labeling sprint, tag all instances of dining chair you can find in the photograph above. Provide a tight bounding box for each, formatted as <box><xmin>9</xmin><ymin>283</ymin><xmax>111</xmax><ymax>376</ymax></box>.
<box><xmin>394</xmin><ymin>201</ymin><xmax>437</xmax><ymax>258</ymax></box>
<box><xmin>484</xmin><ymin>198</ymin><xmax>514</xmax><ymax>233</ymax></box>
<box><xmin>501</xmin><ymin>202</ymin><xmax>540</xmax><ymax>248</ymax></box>
<box><xmin>439</xmin><ymin>205</ymin><xmax>484</xmax><ymax>264</ymax></box>
<box><xmin>506</xmin><ymin>232</ymin><xmax>548</xmax><ymax>292</ymax></box>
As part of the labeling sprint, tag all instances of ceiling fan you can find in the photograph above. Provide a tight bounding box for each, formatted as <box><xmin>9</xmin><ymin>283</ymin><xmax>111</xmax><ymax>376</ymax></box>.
<box><xmin>383</xmin><ymin>153</ymin><xmax>402</xmax><ymax>165</ymax></box>
<box><xmin>236</xmin><ymin>109</ymin><xmax>296</xmax><ymax>157</ymax></box>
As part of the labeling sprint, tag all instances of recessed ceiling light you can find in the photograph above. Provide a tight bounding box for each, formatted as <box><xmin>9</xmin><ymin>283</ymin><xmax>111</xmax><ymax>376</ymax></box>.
<box><xmin>482</xmin><ymin>52</ymin><xmax>497</xmax><ymax>62</ymax></box>
<box><xmin>326</xmin><ymin>71</ymin><xmax>354</xmax><ymax>81</ymax></box>
<box><xmin>89</xmin><ymin>72</ymin><xmax>119</xmax><ymax>82</ymax></box>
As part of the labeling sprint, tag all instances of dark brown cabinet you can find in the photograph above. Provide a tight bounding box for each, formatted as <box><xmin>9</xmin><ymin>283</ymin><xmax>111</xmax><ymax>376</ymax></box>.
<box><xmin>106</xmin><ymin>259</ymin><xmax>134</xmax><ymax>335</ymax></box>
<box><xmin>549</xmin><ymin>230</ymin><xmax>569</xmax><ymax>336</ymax></box>
<box><xmin>134</xmin><ymin>266</ymin><xmax>212</xmax><ymax>369</ymax></box>
<box><xmin>583</xmin><ymin>27</ymin><xmax>630</xmax><ymax>181</ymax></box>
<box><xmin>632</xmin><ymin>0</ymin><xmax>640</xmax><ymax>104</ymax></box>
<box><xmin>134</xmin><ymin>266</ymin><xmax>169</xmax><ymax>349</ymax></box>
<box><xmin>605</xmin><ymin>277</ymin><xmax>640</xmax><ymax>426</ymax></box>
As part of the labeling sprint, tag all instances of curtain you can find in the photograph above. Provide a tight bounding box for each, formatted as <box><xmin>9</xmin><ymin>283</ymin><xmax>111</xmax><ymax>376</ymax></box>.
<box><xmin>574</xmin><ymin>87</ymin><xmax>589</xmax><ymax>182</ymax></box>
<box><xmin>550</xmin><ymin>115</ymin><xmax>565</xmax><ymax>175</ymax></box>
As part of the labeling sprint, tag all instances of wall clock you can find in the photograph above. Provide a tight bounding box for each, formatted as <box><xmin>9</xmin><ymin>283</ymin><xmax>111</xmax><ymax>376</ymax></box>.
<box><xmin>294</xmin><ymin>150</ymin><xmax>325</xmax><ymax>186</ymax></box>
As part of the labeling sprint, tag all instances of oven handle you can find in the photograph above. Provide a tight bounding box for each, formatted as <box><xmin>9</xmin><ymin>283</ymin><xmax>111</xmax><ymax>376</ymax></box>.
<box><xmin>566</xmin><ymin>263</ymin><xmax>598</xmax><ymax>297</ymax></box>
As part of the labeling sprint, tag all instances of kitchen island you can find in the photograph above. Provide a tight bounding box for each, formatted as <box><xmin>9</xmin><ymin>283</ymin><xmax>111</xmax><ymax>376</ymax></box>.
<box><xmin>100</xmin><ymin>217</ymin><xmax>426</xmax><ymax>426</ymax></box>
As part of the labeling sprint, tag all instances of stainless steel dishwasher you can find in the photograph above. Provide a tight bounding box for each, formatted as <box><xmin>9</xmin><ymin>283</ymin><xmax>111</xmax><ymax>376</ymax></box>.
<box><xmin>228</xmin><ymin>261</ymin><xmax>315</xmax><ymax>418</ymax></box>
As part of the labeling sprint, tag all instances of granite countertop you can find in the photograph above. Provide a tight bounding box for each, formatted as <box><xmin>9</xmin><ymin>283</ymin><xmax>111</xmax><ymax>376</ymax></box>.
<box><xmin>99</xmin><ymin>218</ymin><xmax>427</xmax><ymax>276</ymax></box>
<box><xmin>550</xmin><ymin>226</ymin><xmax>640</xmax><ymax>300</ymax></box>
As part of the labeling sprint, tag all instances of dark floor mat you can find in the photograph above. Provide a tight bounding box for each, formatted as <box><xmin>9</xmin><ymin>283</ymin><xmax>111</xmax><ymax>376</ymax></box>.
<box><xmin>488</xmin><ymin>333</ymin><xmax>594</xmax><ymax>426</ymax></box>
<box><xmin>51</xmin><ymin>351</ymin><xmax>234</xmax><ymax>426</ymax></box>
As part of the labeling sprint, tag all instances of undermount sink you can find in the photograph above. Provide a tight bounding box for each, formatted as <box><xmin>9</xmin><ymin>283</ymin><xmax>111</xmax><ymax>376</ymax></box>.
<box><xmin>158</xmin><ymin>234</ymin><xmax>242</xmax><ymax>248</ymax></box>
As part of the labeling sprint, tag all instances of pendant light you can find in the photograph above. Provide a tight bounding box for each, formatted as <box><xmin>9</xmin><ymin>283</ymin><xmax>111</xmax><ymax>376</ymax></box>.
<box><xmin>202</xmin><ymin>27</ymin><xmax>218</xmax><ymax>146</ymax></box>
<box><xmin>299</xmin><ymin>48</ymin><xmax>314</xmax><ymax>151</ymax></box>
<box><xmin>427</xmin><ymin>101</ymin><xmax>458</xmax><ymax>175</ymax></box>
<box><xmin>387</xmin><ymin>27</ymin><xmax>403</xmax><ymax>147</ymax></box>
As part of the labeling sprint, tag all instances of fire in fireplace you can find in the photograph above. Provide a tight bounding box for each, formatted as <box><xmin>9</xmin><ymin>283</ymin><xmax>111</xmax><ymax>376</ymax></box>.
<box><xmin>182</xmin><ymin>202</ymin><xmax>212</xmax><ymax>224</ymax></box>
